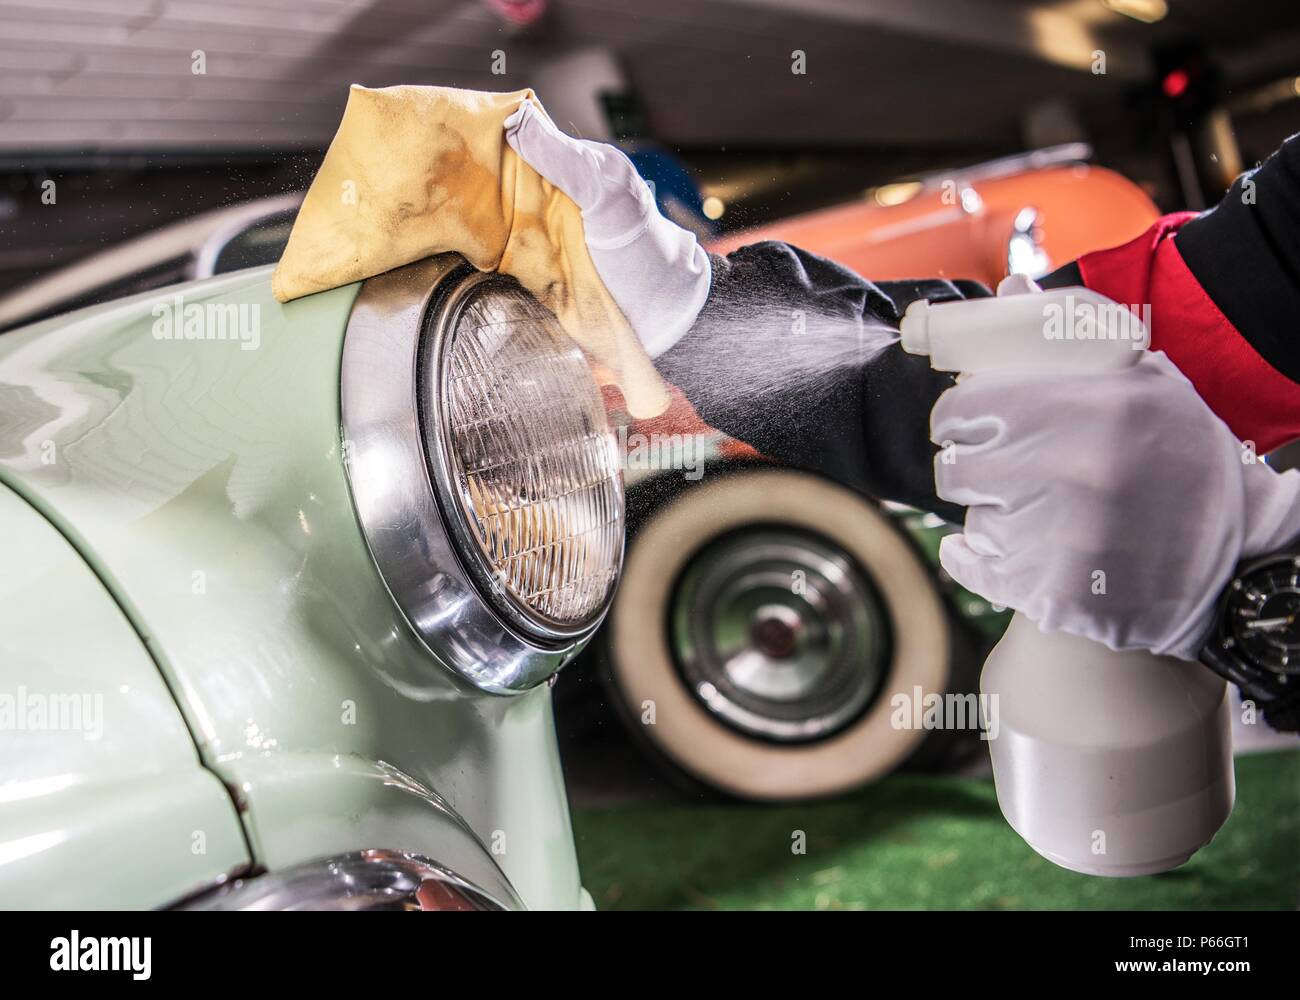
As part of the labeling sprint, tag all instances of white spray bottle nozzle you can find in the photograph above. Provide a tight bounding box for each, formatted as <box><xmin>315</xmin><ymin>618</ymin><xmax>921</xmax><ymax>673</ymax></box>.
<box><xmin>898</xmin><ymin>300</ymin><xmax>930</xmax><ymax>356</ymax></box>
<box><xmin>996</xmin><ymin>273</ymin><xmax>1042</xmax><ymax>297</ymax></box>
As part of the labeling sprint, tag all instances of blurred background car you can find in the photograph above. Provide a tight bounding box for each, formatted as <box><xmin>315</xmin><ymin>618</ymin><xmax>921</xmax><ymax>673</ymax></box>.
<box><xmin>0</xmin><ymin>192</ymin><xmax>301</xmax><ymax>331</ymax></box>
<box><xmin>2</xmin><ymin>0</ymin><xmax>1298</xmax><ymax>910</ymax></box>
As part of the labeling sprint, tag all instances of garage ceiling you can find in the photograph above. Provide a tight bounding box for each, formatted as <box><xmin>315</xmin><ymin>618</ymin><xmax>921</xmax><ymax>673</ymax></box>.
<box><xmin>0</xmin><ymin>0</ymin><xmax>1297</xmax><ymax>155</ymax></box>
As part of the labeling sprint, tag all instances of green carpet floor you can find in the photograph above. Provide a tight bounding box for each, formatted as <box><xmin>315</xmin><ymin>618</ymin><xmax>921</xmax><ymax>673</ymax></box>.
<box><xmin>572</xmin><ymin>750</ymin><xmax>1299</xmax><ymax>910</ymax></box>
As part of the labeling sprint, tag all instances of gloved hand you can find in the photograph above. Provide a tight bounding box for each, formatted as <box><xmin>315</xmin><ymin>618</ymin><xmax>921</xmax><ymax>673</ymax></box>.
<box><xmin>931</xmin><ymin>348</ymin><xmax>1300</xmax><ymax>660</ymax></box>
<box><xmin>504</xmin><ymin>100</ymin><xmax>711</xmax><ymax>358</ymax></box>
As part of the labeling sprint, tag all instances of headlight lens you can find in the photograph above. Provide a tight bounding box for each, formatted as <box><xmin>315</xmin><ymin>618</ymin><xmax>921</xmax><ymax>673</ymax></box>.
<box><xmin>424</xmin><ymin>276</ymin><xmax>624</xmax><ymax>641</ymax></box>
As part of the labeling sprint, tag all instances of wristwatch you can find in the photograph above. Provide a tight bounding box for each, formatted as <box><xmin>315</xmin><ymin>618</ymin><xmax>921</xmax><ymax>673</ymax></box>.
<box><xmin>1200</xmin><ymin>539</ymin><xmax>1300</xmax><ymax>732</ymax></box>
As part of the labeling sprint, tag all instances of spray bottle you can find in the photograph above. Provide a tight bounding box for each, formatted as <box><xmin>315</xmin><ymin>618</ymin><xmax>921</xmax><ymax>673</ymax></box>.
<box><xmin>900</xmin><ymin>281</ymin><xmax>1235</xmax><ymax>877</ymax></box>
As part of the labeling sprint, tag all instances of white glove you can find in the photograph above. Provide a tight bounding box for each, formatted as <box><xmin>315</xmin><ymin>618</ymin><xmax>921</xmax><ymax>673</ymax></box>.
<box><xmin>504</xmin><ymin>100</ymin><xmax>711</xmax><ymax>358</ymax></box>
<box><xmin>931</xmin><ymin>348</ymin><xmax>1300</xmax><ymax>660</ymax></box>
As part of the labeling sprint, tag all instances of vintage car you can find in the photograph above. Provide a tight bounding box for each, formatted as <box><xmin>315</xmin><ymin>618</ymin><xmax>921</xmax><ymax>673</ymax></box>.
<box><xmin>0</xmin><ymin>254</ymin><xmax>620</xmax><ymax>909</ymax></box>
<box><xmin>707</xmin><ymin>144</ymin><xmax>1161</xmax><ymax>287</ymax></box>
<box><xmin>0</xmin><ymin>193</ymin><xmax>303</xmax><ymax>334</ymax></box>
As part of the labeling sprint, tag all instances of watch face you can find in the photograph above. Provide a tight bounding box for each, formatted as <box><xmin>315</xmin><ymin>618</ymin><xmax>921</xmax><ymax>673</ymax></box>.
<box><xmin>1225</xmin><ymin>556</ymin><xmax>1300</xmax><ymax>676</ymax></box>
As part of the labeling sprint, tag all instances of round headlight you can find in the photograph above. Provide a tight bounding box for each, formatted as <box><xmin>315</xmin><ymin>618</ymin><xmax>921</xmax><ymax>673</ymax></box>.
<box><xmin>340</xmin><ymin>255</ymin><xmax>625</xmax><ymax>693</ymax></box>
<box><xmin>422</xmin><ymin>273</ymin><xmax>624</xmax><ymax>641</ymax></box>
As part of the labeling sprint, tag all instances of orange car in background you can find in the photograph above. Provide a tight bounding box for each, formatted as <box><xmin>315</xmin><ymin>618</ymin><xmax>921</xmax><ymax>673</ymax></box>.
<box><xmin>707</xmin><ymin>144</ymin><xmax>1160</xmax><ymax>287</ymax></box>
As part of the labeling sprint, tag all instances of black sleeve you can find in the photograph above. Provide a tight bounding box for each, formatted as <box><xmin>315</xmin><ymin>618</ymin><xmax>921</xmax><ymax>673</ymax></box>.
<box><xmin>1039</xmin><ymin>260</ymin><xmax>1082</xmax><ymax>289</ymax></box>
<box><xmin>654</xmin><ymin>240</ymin><xmax>989</xmax><ymax>521</ymax></box>
<box><xmin>1172</xmin><ymin>132</ymin><xmax>1300</xmax><ymax>383</ymax></box>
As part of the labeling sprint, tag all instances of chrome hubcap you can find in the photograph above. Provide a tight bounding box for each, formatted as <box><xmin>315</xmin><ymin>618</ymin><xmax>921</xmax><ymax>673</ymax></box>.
<box><xmin>670</xmin><ymin>527</ymin><xmax>889</xmax><ymax>743</ymax></box>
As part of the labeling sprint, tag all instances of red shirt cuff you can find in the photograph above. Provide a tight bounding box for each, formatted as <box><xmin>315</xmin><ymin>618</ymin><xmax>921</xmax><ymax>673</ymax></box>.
<box><xmin>1077</xmin><ymin>214</ymin><xmax>1300</xmax><ymax>455</ymax></box>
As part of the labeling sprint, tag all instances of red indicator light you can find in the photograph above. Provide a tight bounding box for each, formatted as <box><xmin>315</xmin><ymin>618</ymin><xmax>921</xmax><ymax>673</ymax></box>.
<box><xmin>1162</xmin><ymin>68</ymin><xmax>1190</xmax><ymax>98</ymax></box>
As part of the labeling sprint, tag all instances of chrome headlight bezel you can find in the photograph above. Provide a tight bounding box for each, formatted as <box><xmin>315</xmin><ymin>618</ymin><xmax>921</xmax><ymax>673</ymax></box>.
<box><xmin>340</xmin><ymin>255</ymin><xmax>623</xmax><ymax>694</ymax></box>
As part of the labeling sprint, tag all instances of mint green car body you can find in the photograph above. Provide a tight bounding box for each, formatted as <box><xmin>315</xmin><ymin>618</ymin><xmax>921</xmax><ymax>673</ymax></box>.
<box><xmin>0</xmin><ymin>267</ymin><xmax>586</xmax><ymax>909</ymax></box>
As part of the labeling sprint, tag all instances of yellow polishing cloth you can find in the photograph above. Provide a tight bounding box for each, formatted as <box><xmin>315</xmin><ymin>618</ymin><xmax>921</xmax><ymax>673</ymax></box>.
<box><xmin>272</xmin><ymin>84</ymin><xmax>670</xmax><ymax>418</ymax></box>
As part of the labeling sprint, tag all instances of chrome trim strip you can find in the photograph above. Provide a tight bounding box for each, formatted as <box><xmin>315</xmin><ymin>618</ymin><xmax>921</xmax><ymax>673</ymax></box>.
<box><xmin>916</xmin><ymin>142</ymin><xmax>1092</xmax><ymax>189</ymax></box>
<box><xmin>175</xmin><ymin>849</ymin><xmax>520</xmax><ymax>911</ymax></box>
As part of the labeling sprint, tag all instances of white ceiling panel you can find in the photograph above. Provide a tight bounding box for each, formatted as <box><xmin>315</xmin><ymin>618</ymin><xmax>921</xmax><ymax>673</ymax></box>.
<box><xmin>0</xmin><ymin>0</ymin><xmax>1294</xmax><ymax>154</ymax></box>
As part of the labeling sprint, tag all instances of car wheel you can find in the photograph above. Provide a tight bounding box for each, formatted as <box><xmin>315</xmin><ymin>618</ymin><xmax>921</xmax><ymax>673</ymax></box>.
<box><xmin>604</xmin><ymin>467</ymin><xmax>961</xmax><ymax>801</ymax></box>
